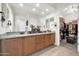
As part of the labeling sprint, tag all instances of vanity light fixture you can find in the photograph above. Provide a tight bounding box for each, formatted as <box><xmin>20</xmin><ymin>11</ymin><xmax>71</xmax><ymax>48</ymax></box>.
<box><xmin>32</xmin><ymin>8</ymin><xmax>36</xmax><ymax>11</ymax></box>
<box><xmin>36</xmin><ymin>3</ymin><xmax>40</xmax><ymax>7</ymax></box>
<box><xmin>19</xmin><ymin>3</ymin><xmax>23</xmax><ymax>7</ymax></box>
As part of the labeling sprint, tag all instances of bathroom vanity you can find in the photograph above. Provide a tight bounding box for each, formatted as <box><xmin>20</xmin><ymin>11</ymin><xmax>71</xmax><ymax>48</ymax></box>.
<box><xmin>0</xmin><ymin>32</ymin><xmax>55</xmax><ymax>56</ymax></box>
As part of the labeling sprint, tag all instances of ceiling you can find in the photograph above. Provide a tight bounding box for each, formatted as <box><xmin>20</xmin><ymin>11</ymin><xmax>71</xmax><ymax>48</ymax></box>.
<box><xmin>9</xmin><ymin>3</ymin><xmax>79</xmax><ymax>18</ymax></box>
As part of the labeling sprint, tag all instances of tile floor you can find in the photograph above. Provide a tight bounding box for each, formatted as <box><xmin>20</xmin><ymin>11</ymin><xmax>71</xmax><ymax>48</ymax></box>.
<box><xmin>31</xmin><ymin>39</ymin><xmax>79</xmax><ymax>56</ymax></box>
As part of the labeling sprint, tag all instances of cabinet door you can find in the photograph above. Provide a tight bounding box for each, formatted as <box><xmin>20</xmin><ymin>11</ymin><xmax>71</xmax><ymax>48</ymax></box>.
<box><xmin>35</xmin><ymin>35</ymin><xmax>45</xmax><ymax>51</ymax></box>
<box><xmin>1</xmin><ymin>38</ymin><xmax>23</xmax><ymax>56</ymax></box>
<box><xmin>49</xmin><ymin>34</ymin><xmax>55</xmax><ymax>45</ymax></box>
<box><xmin>44</xmin><ymin>34</ymin><xmax>50</xmax><ymax>48</ymax></box>
<box><xmin>23</xmin><ymin>36</ymin><xmax>35</xmax><ymax>55</ymax></box>
<box><xmin>17</xmin><ymin>37</ymin><xmax>23</xmax><ymax>56</ymax></box>
<box><xmin>2</xmin><ymin>38</ymin><xmax>18</xmax><ymax>56</ymax></box>
<box><xmin>40</xmin><ymin>35</ymin><xmax>45</xmax><ymax>49</ymax></box>
<box><xmin>35</xmin><ymin>35</ymin><xmax>41</xmax><ymax>51</ymax></box>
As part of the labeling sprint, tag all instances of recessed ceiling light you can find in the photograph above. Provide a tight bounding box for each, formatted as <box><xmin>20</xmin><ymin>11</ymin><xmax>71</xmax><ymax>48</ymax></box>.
<box><xmin>36</xmin><ymin>3</ymin><xmax>40</xmax><ymax>7</ymax></box>
<box><xmin>32</xmin><ymin>8</ymin><xmax>36</xmax><ymax>11</ymax></box>
<box><xmin>65</xmin><ymin>8</ymin><xmax>68</xmax><ymax>10</ymax></box>
<box><xmin>19</xmin><ymin>3</ymin><xmax>23</xmax><ymax>7</ymax></box>
<box><xmin>46</xmin><ymin>9</ymin><xmax>49</xmax><ymax>11</ymax></box>
<box><xmin>69</xmin><ymin>5</ymin><xmax>73</xmax><ymax>8</ymax></box>
<box><xmin>41</xmin><ymin>12</ymin><xmax>45</xmax><ymax>14</ymax></box>
<box><xmin>74</xmin><ymin>8</ymin><xmax>78</xmax><ymax>11</ymax></box>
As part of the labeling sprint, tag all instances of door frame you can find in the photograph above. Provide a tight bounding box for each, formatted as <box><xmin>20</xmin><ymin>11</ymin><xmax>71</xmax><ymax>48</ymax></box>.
<box><xmin>77</xmin><ymin>19</ymin><xmax>79</xmax><ymax>52</ymax></box>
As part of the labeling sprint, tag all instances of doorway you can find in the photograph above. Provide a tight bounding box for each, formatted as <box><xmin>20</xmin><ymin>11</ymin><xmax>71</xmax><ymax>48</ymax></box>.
<box><xmin>59</xmin><ymin>17</ymin><xmax>78</xmax><ymax>52</ymax></box>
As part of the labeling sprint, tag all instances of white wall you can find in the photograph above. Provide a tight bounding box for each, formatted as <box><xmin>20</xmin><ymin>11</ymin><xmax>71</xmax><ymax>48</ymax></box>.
<box><xmin>14</xmin><ymin>16</ymin><xmax>26</xmax><ymax>32</ymax></box>
<box><xmin>0</xmin><ymin>3</ymin><xmax>6</xmax><ymax>34</ymax></box>
<box><xmin>0</xmin><ymin>3</ymin><xmax>14</xmax><ymax>34</ymax></box>
<box><xmin>78</xmin><ymin>20</ymin><xmax>79</xmax><ymax>52</ymax></box>
<box><xmin>6</xmin><ymin>4</ymin><xmax>14</xmax><ymax>32</ymax></box>
<box><xmin>14</xmin><ymin>15</ymin><xmax>40</xmax><ymax>32</ymax></box>
<box><xmin>0</xmin><ymin>3</ymin><xmax>2</xmax><ymax>26</ymax></box>
<box><xmin>77</xmin><ymin>9</ymin><xmax>79</xmax><ymax>52</ymax></box>
<box><xmin>60</xmin><ymin>12</ymin><xmax>78</xmax><ymax>23</ymax></box>
<box><xmin>64</xmin><ymin>13</ymin><xmax>78</xmax><ymax>23</ymax></box>
<box><xmin>0</xmin><ymin>4</ymin><xmax>1</xmax><ymax>20</ymax></box>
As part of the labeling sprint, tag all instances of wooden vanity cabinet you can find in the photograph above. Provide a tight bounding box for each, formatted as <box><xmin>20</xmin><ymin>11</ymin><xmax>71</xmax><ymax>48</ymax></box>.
<box><xmin>44</xmin><ymin>34</ymin><xmax>50</xmax><ymax>48</ymax></box>
<box><xmin>23</xmin><ymin>36</ymin><xmax>36</xmax><ymax>55</ymax></box>
<box><xmin>0</xmin><ymin>33</ymin><xmax>55</xmax><ymax>56</ymax></box>
<box><xmin>40</xmin><ymin>35</ymin><xmax>45</xmax><ymax>49</ymax></box>
<box><xmin>35</xmin><ymin>35</ymin><xmax>45</xmax><ymax>51</ymax></box>
<box><xmin>49</xmin><ymin>34</ymin><xmax>55</xmax><ymax>45</ymax></box>
<box><xmin>23</xmin><ymin>33</ymin><xmax>55</xmax><ymax>55</ymax></box>
<box><xmin>17</xmin><ymin>37</ymin><xmax>23</xmax><ymax>56</ymax></box>
<box><xmin>35</xmin><ymin>35</ymin><xmax>40</xmax><ymax>51</ymax></box>
<box><xmin>1</xmin><ymin>37</ymin><xmax>23</xmax><ymax>56</ymax></box>
<box><xmin>44</xmin><ymin>34</ymin><xmax>55</xmax><ymax>48</ymax></box>
<box><xmin>2</xmin><ymin>39</ymin><xmax>18</xmax><ymax>56</ymax></box>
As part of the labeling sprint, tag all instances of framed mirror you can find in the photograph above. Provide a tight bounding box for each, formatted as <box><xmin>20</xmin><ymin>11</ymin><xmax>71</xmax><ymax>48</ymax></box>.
<box><xmin>49</xmin><ymin>17</ymin><xmax>54</xmax><ymax>28</ymax></box>
<box><xmin>45</xmin><ymin>19</ymin><xmax>50</xmax><ymax>28</ymax></box>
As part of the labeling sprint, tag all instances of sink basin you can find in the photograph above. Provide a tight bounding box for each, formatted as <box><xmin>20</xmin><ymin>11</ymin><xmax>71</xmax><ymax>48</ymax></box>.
<box><xmin>6</xmin><ymin>32</ymin><xmax>20</xmax><ymax>35</ymax></box>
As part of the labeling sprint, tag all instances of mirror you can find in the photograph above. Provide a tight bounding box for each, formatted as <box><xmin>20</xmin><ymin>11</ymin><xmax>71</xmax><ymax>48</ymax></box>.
<box><xmin>46</xmin><ymin>19</ymin><xmax>50</xmax><ymax>28</ymax></box>
<box><xmin>49</xmin><ymin>17</ymin><xmax>54</xmax><ymax>28</ymax></box>
<box><xmin>45</xmin><ymin>17</ymin><xmax>54</xmax><ymax>28</ymax></box>
<box><xmin>45</xmin><ymin>17</ymin><xmax>55</xmax><ymax>31</ymax></box>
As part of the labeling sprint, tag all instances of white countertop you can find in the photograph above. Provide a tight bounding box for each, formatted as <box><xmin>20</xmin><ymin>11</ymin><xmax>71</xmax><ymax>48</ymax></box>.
<box><xmin>0</xmin><ymin>32</ymin><xmax>55</xmax><ymax>39</ymax></box>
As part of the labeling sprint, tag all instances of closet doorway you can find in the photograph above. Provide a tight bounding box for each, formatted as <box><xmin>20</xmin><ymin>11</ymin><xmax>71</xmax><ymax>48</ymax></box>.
<box><xmin>59</xmin><ymin>17</ymin><xmax>78</xmax><ymax>52</ymax></box>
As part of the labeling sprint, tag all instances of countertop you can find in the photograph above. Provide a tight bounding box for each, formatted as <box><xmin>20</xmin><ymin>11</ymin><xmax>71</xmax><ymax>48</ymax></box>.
<box><xmin>0</xmin><ymin>32</ymin><xmax>55</xmax><ymax>39</ymax></box>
